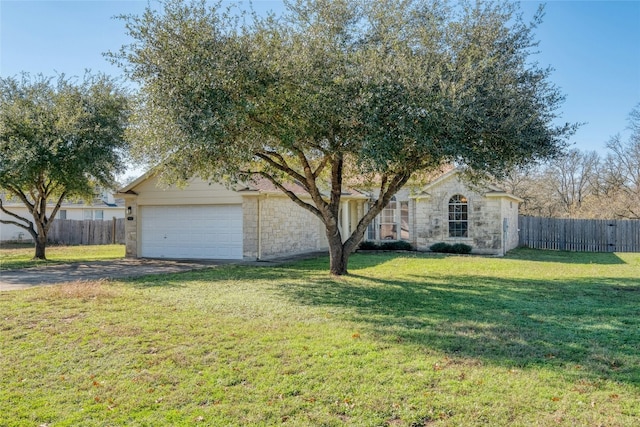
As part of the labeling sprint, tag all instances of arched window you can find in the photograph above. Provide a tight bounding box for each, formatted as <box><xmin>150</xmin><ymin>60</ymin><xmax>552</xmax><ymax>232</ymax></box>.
<box><xmin>448</xmin><ymin>195</ymin><xmax>468</xmax><ymax>237</ymax></box>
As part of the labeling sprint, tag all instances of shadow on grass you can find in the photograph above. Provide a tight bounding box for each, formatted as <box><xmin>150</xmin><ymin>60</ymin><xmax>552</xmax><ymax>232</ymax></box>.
<box><xmin>273</xmin><ymin>265</ymin><xmax>640</xmax><ymax>386</ymax></box>
<box><xmin>272</xmin><ymin>251</ymin><xmax>445</xmax><ymax>272</ymax></box>
<box><xmin>121</xmin><ymin>251</ymin><xmax>639</xmax><ymax>385</ymax></box>
<box><xmin>278</xmin><ymin>248</ymin><xmax>628</xmax><ymax>269</ymax></box>
<box><xmin>505</xmin><ymin>248</ymin><xmax>627</xmax><ymax>264</ymax></box>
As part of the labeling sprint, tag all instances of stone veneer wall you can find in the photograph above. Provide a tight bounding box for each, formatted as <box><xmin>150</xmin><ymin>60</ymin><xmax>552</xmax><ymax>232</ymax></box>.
<box><xmin>413</xmin><ymin>178</ymin><xmax>503</xmax><ymax>254</ymax></box>
<box><xmin>122</xmin><ymin>196</ymin><xmax>138</xmax><ymax>258</ymax></box>
<box><xmin>242</xmin><ymin>197</ymin><xmax>259</xmax><ymax>260</ymax></box>
<box><xmin>243</xmin><ymin>195</ymin><xmax>328</xmax><ymax>260</ymax></box>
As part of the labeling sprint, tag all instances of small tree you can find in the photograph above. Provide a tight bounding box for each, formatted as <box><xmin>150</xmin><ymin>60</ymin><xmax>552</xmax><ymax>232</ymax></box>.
<box><xmin>0</xmin><ymin>74</ymin><xmax>129</xmax><ymax>259</ymax></box>
<box><xmin>113</xmin><ymin>0</ymin><xmax>575</xmax><ymax>275</ymax></box>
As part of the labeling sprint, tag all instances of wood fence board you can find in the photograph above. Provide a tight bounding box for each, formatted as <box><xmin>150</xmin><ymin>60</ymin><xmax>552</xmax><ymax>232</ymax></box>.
<box><xmin>519</xmin><ymin>216</ymin><xmax>640</xmax><ymax>252</ymax></box>
<box><xmin>47</xmin><ymin>218</ymin><xmax>125</xmax><ymax>245</ymax></box>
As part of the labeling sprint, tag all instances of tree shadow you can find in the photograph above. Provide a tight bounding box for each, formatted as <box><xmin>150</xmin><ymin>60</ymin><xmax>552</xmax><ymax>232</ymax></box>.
<box><xmin>277</xmin><ymin>249</ymin><xmax>629</xmax><ymax>269</ymax></box>
<box><xmin>274</xmin><ymin>251</ymin><xmax>448</xmax><ymax>273</ymax></box>
<box><xmin>273</xmin><ymin>268</ymin><xmax>640</xmax><ymax>386</ymax></box>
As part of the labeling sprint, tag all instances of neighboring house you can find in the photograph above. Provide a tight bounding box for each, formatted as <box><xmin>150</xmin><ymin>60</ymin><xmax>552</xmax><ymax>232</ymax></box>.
<box><xmin>118</xmin><ymin>168</ymin><xmax>521</xmax><ymax>260</ymax></box>
<box><xmin>0</xmin><ymin>191</ymin><xmax>125</xmax><ymax>242</ymax></box>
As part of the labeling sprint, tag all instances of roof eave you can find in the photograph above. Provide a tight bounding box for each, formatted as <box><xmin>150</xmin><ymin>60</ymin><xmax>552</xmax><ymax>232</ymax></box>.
<box><xmin>484</xmin><ymin>192</ymin><xmax>524</xmax><ymax>203</ymax></box>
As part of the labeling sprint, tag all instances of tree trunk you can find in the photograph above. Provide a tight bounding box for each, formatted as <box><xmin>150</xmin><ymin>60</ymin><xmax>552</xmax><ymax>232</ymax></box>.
<box><xmin>33</xmin><ymin>235</ymin><xmax>47</xmax><ymax>260</ymax></box>
<box><xmin>326</xmin><ymin>222</ymin><xmax>350</xmax><ymax>275</ymax></box>
<box><xmin>328</xmin><ymin>241</ymin><xmax>350</xmax><ymax>276</ymax></box>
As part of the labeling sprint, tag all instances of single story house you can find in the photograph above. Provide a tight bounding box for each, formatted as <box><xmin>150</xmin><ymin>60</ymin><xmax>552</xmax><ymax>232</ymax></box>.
<box><xmin>0</xmin><ymin>191</ymin><xmax>125</xmax><ymax>242</ymax></box>
<box><xmin>118</xmin><ymin>169</ymin><xmax>521</xmax><ymax>260</ymax></box>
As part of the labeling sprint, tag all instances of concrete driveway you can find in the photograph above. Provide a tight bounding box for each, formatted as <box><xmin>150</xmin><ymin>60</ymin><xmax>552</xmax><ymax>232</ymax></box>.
<box><xmin>0</xmin><ymin>258</ymin><xmax>228</xmax><ymax>291</ymax></box>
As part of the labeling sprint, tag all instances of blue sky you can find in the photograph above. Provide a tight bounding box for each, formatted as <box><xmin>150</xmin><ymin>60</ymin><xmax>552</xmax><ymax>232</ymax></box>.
<box><xmin>1</xmin><ymin>0</ymin><xmax>639</xmax><ymax>157</ymax></box>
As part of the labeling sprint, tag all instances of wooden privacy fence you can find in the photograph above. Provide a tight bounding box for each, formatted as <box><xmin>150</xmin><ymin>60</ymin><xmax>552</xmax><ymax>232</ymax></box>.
<box><xmin>47</xmin><ymin>218</ymin><xmax>125</xmax><ymax>245</ymax></box>
<box><xmin>519</xmin><ymin>216</ymin><xmax>640</xmax><ymax>252</ymax></box>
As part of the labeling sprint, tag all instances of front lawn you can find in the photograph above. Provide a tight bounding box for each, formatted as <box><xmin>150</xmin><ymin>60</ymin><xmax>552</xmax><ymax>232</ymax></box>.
<box><xmin>0</xmin><ymin>244</ymin><xmax>125</xmax><ymax>270</ymax></box>
<box><xmin>1</xmin><ymin>249</ymin><xmax>638</xmax><ymax>426</ymax></box>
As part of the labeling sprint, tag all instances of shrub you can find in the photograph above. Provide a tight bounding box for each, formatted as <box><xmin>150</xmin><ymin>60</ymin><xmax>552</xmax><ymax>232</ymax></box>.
<box><xmin>380</xmin><ymin>240</ymin><xmax>414</xmax><ymax>251</ymax></box>
<box><xmin>429</xmin><ymin>242</ymin><xmax>472</xmax><ymax>254</ymax></box>
<box><xmin>359</xmin><ymin>240</ymin><xmax>414</xmax><ymax>251</ymax></box>
<box><xmin>359</xmin><ymin>241</ymin><xmax>380</xmax><ymax>250</ymax></box>
<box><xmin>430</xmin><ymin>242</ymin><xmax>452</xmax><ymax>253</ymax></box>
<box><xmin>451</xmin><ymin>243</ymin><xmax>472</xmax><ymax>254</ymax></box>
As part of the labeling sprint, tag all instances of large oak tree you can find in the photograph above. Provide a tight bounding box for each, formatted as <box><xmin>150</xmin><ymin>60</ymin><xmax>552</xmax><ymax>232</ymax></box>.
<box><xmin>0</xmin><ymin>74</ymin><xmax>129</xmax><ymax>259</ymax></box>
<box><xmin>113</xmin><ymin>0</ymin><xmax>575</xmax><ymax>275</ymax></box>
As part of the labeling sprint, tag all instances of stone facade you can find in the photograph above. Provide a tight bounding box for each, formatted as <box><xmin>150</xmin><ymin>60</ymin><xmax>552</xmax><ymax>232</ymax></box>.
<box><xmin>122</xmin><ymin>195</ymin><xmax>138</xmax><ymax>258</ymax></box>
<box><xmin>241</xmin><ymin>195</ymin><xmax>329</xmax><ymax>260</ymax></box>
<box><xmin>241</xmin><ymin>197</ymin><xmax>259</xmax><ymax>260</ymax></box>
<box><xmin>410</xmin><ymin>172</ymin><xmax>520</xmax><ymax>255</ymax></box>
<box><xmin>253</xmin><ymin>195</ymin><xmax>328</xmax><ymax>259</ymax></box>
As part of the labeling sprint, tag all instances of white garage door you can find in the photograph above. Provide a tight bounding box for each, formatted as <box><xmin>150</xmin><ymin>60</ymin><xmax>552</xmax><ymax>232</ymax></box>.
<box><xmin>140</xmin><ymin>205</ymin><xmax>243</xmax><ymax>259</ymax></box>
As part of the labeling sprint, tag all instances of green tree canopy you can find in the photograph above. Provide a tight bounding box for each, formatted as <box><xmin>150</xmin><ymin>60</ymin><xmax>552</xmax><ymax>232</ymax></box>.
<box><xmin>0</xmin><ymin>73</ymin><xmax>129</xmax><ymax>259</ymax></box>
<box><xmin>113</xmin><ymin>0</ymin><xmax>575</xmax><ymax>274</ymax></box>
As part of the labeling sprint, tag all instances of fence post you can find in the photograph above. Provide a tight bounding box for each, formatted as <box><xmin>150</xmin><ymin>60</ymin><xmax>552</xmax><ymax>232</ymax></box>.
<box><xmin>112</xmin><ymin>217</ymin><xmax>117</xmax><ymax>244</ymax></box>
<box><xmin>607</xmin><ymin>222</ymin><xmax>617</xmax><ymax>252</ymax></box>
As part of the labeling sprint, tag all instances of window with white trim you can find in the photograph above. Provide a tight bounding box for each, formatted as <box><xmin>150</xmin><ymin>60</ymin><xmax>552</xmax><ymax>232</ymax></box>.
<box><xmin>83</xmin><ymin>209</ymin><xmax>105</xmax><ymax>220</ymax></box>
<box><xmin>367</xmin><ymin>197</ymin><xmax>409</xmax><ymax>241</ymax></box>
<box><xmin>448</xmin><ymin>194</ymin><xmax>468</xmax><ymax>237</ymax></box>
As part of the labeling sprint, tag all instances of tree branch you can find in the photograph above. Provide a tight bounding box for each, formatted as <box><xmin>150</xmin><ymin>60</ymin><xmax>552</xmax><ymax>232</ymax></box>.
<box><xmin>257</xmin><ymin>172</ymin><xmax>323</xmax><ymax>219</ymax></box>
<box><xmin>0</xmin><ymin>199</ymin><xmax>34</xmax><ymax>232</ymax></box>
<box><xmin>291</xmin><ymin>147</ymin><xmax>330</xmax><ymax>212</ymax></box>
<box><xmin>329</xmin><ymin>152</ymin><xmax>344</xmax><ymax>216</ymax></box>
<box><xmin>312</xmin><ymin>154</ymin><xmax>330</xmax><ymax>178</ymax></box>
<box><xmin>3</xmin><ymin>185</ymin><xmax>35</xmax><ymax>212</ymax></box>
<box><xmin>255</xmin><ymin>151</ymin><xmax>306</xmax><ymax>184</ymax></box>
<box><xmin>43</xmin><ymin>192</ymin><xmax>67</xmax><ymax>234</ymax></box>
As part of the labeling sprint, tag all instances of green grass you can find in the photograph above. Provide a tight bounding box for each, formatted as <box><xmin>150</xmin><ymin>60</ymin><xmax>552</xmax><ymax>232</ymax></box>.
<box><xmin>0</xmin><ymin>244</ymin><xmax>125</xmax><ymax>270</ymax></box>
<box><xmin>1</xmin><ymin>249</ymin><xmax>639</xmax><ymax>426</ymax></box>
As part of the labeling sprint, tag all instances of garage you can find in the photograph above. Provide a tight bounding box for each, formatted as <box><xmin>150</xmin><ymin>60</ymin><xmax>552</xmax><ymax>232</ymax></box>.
<box><xmin>139</xmin><ymin>205</ymin><xmax>243</xmax><ymax>259</ymax></box>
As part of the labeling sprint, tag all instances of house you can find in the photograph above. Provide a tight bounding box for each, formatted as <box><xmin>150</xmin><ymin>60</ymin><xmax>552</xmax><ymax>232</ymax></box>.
<box><xmin>117</xmin><ymin>173</ymin><xmax>368</xmax><ymax>260</ymax></box>
<box><xmin>0</xmin><ymin>191</ymin><xmax>125</xmax><ymax>242</ymax></box>
<box><xmin>118</xmin><ymin>169</ymin><xmax>521</xmax><ymax>260</ymax></box>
